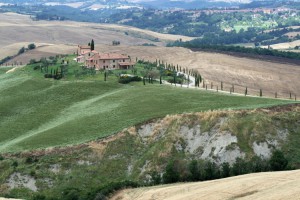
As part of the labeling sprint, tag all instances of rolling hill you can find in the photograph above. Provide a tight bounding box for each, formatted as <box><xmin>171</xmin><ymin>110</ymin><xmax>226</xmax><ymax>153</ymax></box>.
<box><xmin>111</xmin><ymin>170</ymin><xmax>300</xmax><ymax>200</ymax></box>
<box><xmin>0</xmin><ymin>64</ymin><xmax>293</xmax><ymax>153</ymax></box>
<box><xmin>1</xmin><ymin>13</ymin><xmax>300</xmax><ymax>99</ymax></box>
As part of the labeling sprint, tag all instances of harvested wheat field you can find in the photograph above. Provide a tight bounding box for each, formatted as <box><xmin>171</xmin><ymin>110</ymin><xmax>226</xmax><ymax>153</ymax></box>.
<box><xmin>96</xmin><ymin>45</ymin><xmax>300</xmax><ymax>98</ymax></box>
<box><xmin>0</xmin><ymin>12</ymin><xmax>193</xmax><ymax>50</ymax></box>
<box><xmin>111</xmin><ymin>170</ymin><xmax>300</xmax><ymax>200</ymax></box>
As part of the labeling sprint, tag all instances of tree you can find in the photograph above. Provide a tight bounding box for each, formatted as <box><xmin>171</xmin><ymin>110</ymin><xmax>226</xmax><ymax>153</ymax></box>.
<box><xmin>18</xmin><ymin>47</ymin><xmax>25</xmax><ymax>55</ymax></box>
<box><xmin>204</xmin><ymin>161</ymin><xmax>219</xmax><ymax>180</ymax></box>
<box><xmin>232</xmin><ymin>157</ymin><xmax>248</xmax><ymax>176</ymax></box>
<box><xmin>188</xmin><ymin>160</ymin><xmax>200</xmax><ymax>181</ymax></box>
<box><xmin>269</xmin><ymin>150</ymin><xmax>288</xmax><ymax>171</ymax></box>
<box><xmin>260</xmin><ymin>89</ymin><xmax>263</xmax><ymax>97</ymax></box>
<box><xmin>91</xmin><ymin>39</ymin><xmax>95</xmax><ymax>51</ymax></box>
<box><xmin>28</xmin><ymin>43</ymin><xmax>36</xmax><ymax>50</ymax></box>
<box><xmin>221</xmin><ymin>162</ymin><xmax>231</xmax><ymax>178</ymax></box>
<box><xmin>163</xmin><ymin>160</ymin><xmax>179</xmax><ymax>184</ymax></box>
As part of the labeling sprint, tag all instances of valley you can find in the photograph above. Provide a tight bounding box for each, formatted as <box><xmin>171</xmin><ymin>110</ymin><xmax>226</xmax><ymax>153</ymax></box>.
<box><xmin>0</xmin><ymin>3</ymin><xmax>300</xmax><ymax>200</ymax></box>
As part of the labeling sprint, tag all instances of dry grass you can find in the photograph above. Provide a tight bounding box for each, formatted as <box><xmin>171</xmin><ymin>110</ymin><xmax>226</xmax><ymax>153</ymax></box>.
<box><xmin>261</xmin><ymin>39</ymin><xmax>300</xmax><ymax>50</ymax></box>
<box><xmin>111</xmin><ymin>170</ymin><xmax>300</xmax><ymax>200</ymax></box>
<box><xmin>0</xmin><ymin>13</ymin><xmax>193</xmax><ymax>49</ymax></box>
<box><xmin>97</xmin><ymin>45</ymin><xmax>300</xmax><ymax>98</ymax></box>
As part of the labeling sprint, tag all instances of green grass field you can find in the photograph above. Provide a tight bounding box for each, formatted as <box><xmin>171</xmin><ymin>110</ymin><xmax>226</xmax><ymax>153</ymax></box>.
<box><xmin>0</xmin><ymin>66</ymin><xmax>295</xmax><ymax>153</ymax></box>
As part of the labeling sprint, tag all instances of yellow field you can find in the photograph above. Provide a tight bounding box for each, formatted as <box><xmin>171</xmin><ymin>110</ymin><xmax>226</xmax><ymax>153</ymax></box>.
<box><xmin>111</xmin><ymin>170</ymin><xmax>300</xmax><ymax>200</ymax></box>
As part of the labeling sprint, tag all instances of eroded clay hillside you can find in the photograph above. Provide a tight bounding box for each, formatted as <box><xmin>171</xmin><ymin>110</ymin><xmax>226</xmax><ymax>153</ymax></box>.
<box><xmin>0</xmin><ymin>104</ymin><xmax>299</xmax><ymax>199</ymax></box>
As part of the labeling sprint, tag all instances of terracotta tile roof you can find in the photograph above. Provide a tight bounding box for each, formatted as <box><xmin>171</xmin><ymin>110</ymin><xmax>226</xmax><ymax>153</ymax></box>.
<box><xmin>119</xmin><ymin>62</ymin><xmax>135</xmax><ymax>66</ymax></box>
<box><xmin>79</xmin><ymin>45</ymin><xmax>91</xmax><ymax>49</ymax></box>
<box><xmin>98</xmin><ymin>53</ymin><xmax>129</xmax><ymax>60</ymax></box>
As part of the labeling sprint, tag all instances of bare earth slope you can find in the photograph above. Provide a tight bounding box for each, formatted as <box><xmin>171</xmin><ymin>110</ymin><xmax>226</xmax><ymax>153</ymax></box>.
<box><xmin>0</xmin><ymin>12</ymin><xmax>193</xmax><ymax>49</ymax></box>
<box><xmin>111</xmin><ymin>170</ymin><xmax>300</xmax><ymax>200</ymax></box>
<box><xmin>98</xmin><ymin>45</ymin><xmax>300</xmax><ymax>98</ymax></box>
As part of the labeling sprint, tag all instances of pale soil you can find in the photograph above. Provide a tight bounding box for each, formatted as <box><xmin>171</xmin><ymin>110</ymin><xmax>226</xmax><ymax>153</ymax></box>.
<box><xmin>285</xmin><ymin>31</ymin><xmax>300</xmax><ymax>38</ymax></box>
<box><xmin>262</xmin><ymin>39</ymin><xmax>300</xmax><ymax>50</ymax></box>
<box><xmin>111</xmin><ymin>170</ymin><xmax>300</xmax><ymax>200</ymax></box>
<box><xmin>0</xmin><ymin>198</ymin><xmax>22</xmax><ymax>200</ymax></box>
<box><xmin>0</xmin><ymin>13</ymin><xmax>193</xmax><ymax>49</ymax></box>
<box><xmin>97</xmin><ymin>45</ymin><xmax>300</xmax><ymax>98</ymax></box>
<box><xmin>5</xmin><ymin>44</ymin><xmax>76</xmax><ymax>65</ymax></box>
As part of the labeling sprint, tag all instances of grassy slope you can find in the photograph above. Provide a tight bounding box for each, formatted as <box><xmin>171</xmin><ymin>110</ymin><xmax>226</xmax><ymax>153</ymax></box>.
<box><xmin>0</xmin><ymin>106</ymin><xmax>299</xmax><ymax>199</ymax></box>
<box><xmin>0</xmin><ymin>67</ymin><xmax>295</xmax><ymax>153</ymax></box>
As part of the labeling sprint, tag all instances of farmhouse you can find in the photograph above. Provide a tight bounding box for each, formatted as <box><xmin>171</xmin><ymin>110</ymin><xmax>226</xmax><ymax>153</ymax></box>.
<box><xmin>76</xmin><ymin>45</ymin><xmax>135</xmax><ymax>70</ymax></box>
<box><xmin>77</xmin><ymin>45</ymin><xmax>91</xmax><ymax>55</ymax></box>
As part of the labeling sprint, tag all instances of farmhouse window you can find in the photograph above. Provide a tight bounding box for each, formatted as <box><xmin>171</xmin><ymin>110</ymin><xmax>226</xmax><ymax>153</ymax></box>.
<box><xmin>113</xmin><ymin>60</ymin><xmax>115</xmax><ymax>63</ymax></box>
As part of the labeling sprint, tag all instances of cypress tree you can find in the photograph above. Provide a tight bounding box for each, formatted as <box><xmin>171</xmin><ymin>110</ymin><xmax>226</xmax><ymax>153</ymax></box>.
<box><xmin>91</xmin><ymin>39</ymin><xmax>95</xmax><ymax>51</ymax></box>
<box><xmin>245</xmin><ymin>87</ymin><xmax>248</xmax><ymax>96</ymax></box>
<box><xmin>221</xmin><ymin>81</ymin><xmax>223</xmax><ymax>90</ymax></box>
<box><xmin>260</xmin><ymin>89</ymin><xmax>262</xmax><ymax>97</ymax></box>
<box><xmin>104</xmin><ymin>71</ymin><xmax>107</xmax><ymax>81</ymax></box>
<box><xmin>160</xmin><ymin>76</ymin><xmax>162</xmax><ymax>84</ymax></box>
<box><xmin>143</xmin><ymin>77</ymin><xmax>145</xmax><ymax>85</ymax></box>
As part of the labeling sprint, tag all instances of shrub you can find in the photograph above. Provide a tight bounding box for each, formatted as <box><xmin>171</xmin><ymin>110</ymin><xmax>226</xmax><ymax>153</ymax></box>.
<box><xmin>118</xmin><ymin>75</ymin><xmax>141</xmax><ymax>84</ymax></box>
<box><xmin>44</xmin><ymin>74</ymin><xmax>53</xmax><ymax>78</ymax></box>
<box><xmin>18</xmin><ymin>47</ymin><xmax>25</xmax><ymax>55</ymax></box>
<box><xmin>29</xmin><ymin>59</ymin><xmax>37</xmax><ymax>64</ymax></box>
<box><xmin>12</xmin><ymin>161</ymin><xmax>18</xmax><ymax>168</ymax></box>
<box><xmin>163</xmin><ymin>160</ymin><xmax>180</xmax><ymax>184</ymax></box>
<box><xmin>86</xmin><ymin>181</ymin><xmax>139</xmax><ymax>200</ymax></box>
<box><xmin>269</xmin><ymin>150</ymin><xmax>288</xmax><ymax>171</ymax></box>
<box><xmin>28</xmin><ymin>43</ymin><xmax>36</xmax><ymax>50</ymax></box>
